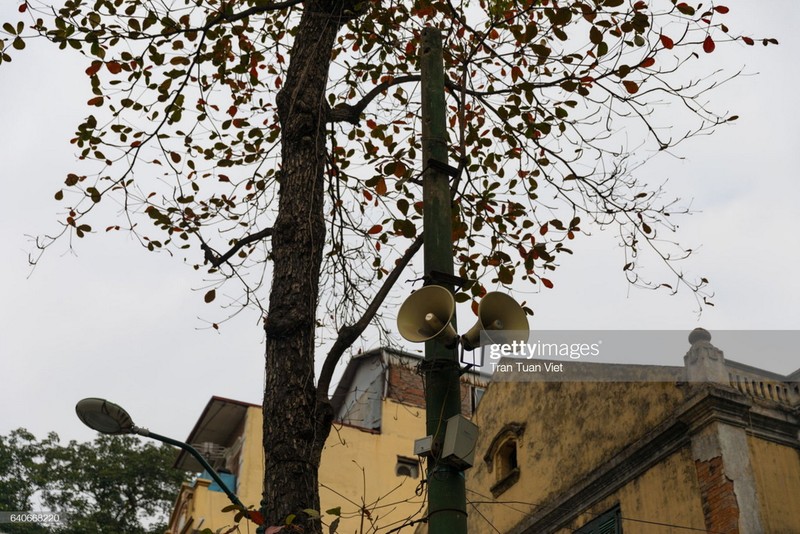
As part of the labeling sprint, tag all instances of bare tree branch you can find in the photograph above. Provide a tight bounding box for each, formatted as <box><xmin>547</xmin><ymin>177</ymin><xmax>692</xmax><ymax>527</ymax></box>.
<box><xmin>199</xmin><ymin>227</ymin><xmax>274</xmax><ymax>268</ymax></box>
<box><xmin>317</xmin><ymin>234</ymin><xmax>423</xmax><ymax>399</ymax></box>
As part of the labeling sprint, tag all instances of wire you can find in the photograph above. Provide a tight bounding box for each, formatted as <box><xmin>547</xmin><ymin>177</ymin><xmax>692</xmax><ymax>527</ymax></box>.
<box><xmin>466</xmin><ymin>488</ymin><xmax>727</xmax><ymax>534</ymax></box>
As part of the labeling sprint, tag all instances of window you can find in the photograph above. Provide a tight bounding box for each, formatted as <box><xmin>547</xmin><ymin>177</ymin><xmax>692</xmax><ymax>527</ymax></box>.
<box><xmin>483</xmin><ymin>423</ymin><xmax>525</xmax><ymax>497</ymax></box>
<box><xmin>496</xmin><ymin>438</ymin><xmax>518</xmax><ymax>479</ymax></box>
<box><xmin>395</xmin><ymin>456</ymin><xmax>420</xmax><ymax>479</ymax></box>
<box><xmin>576</xmin><ymin>506</ymin><xmax>622</xmax><ymax>534</ymax></box>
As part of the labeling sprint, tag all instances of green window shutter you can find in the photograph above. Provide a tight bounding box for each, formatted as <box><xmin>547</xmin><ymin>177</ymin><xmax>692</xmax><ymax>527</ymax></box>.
<box><xmin>575</xmin><ymin>506</ymin><xmax>621</xmax><ymax>534</ymax></box>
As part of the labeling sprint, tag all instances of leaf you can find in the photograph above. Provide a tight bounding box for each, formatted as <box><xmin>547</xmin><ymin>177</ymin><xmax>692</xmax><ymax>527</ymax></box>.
<box><xmin>622</xmin><ymin>80</ymin><xmax>639</xmax><ymax>94</ymax></box>
<box><xmin>541</xmin><ymin>278</ymin><xmax>554</xmax><ymax>289</ymax></box>
<box><xmin>742</xmin><ymin>36</ymin><xmax>754</xmax><ymax>46</ymax></box>
<box><xmin>65</xmin><ymin>173</ymin><xmax>80</xmax><ymax>186</ymax></box>
<box><xmin>248</xmin><ymin>510</ymin><xmax>265</xmax><ymax>525</ymax></box>
<box><xmin>639</xmin><ymin>57</ymin><xmax>655</xmax><ymax>68</ymax></box>
<box><xmin>675</xmin><ymin>2</ymin><xmax>695</xmax><ymax>15</ymax></box>
<box><xmin>55</xmin><ymin>190</ymin><xmax>64</xmax><ymax>200</ymax></box>
<box><xmin>498</xmin><ymin>266</ymin><xmax>513</xmax><ymax>284</ymax></box>
<box><xmin>393</xmin><ymin>161</ymin><xmax>406</xmax><ymax>179</ymax></box>
<box><xmin>713</xmin><ymin>5</ymin><xmax>729</xmax><ymax>13</ymax></box>
<box><xmin>367</xmin><ymin>224</ymin><xmax>382</xmax><ymax>235</ymax></box>
<box><xmin>204</xmin><ymin>289</ymin><xmax>216</xmax><ymax>303</ymax></box>
<box><xmin>589</xmin><ymin>26</ymin><xmax>603</xmax><ymax>45</ymax></box>
<box><xmin>87</xmin><ymin>96</ymin><xmax>104</xmax><ymax>106</ymax></box>
<box><xmin>659</xmin><ymin>34</ymin><xmax>674</xmax><ymax>49</ymax></box>
<box><xmin>703</xmin><ymin>35</ymin><xmax>715</xmax><ymax>53</ymax></box>
<box><xmin>325</xmin><ymin>507</ymin><xmax>342</xmax><ymax>517</ymax></box>
<box><xmin>86</xmin><ymin>61</ymin><xmax>102</xmax><ymax>76</ymax></box>
<box><xmin>106</xmin><ymin>61</ymin><xmax>122</xmax><ymax>74</ymax></box>
<box><xmin>18</xmin><ymin>3</ymin><xmax>27</xmax><ymax>12</ymax></box>
<box><xmin>329</xmin><ymin>517</ymin><xmax>340</xmax><ymax>534</ymax></box>
<box><xmin>375</xmin><ymin>177</ymin><xmax>387</xmax><ymax>196</ymax></box>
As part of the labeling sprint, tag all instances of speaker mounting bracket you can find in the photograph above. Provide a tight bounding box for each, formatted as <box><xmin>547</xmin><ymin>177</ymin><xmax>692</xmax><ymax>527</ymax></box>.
<box><xmin>424</xmin><ymin>270</ymin><xmax>474</xmax><ymax>290</ymax></box>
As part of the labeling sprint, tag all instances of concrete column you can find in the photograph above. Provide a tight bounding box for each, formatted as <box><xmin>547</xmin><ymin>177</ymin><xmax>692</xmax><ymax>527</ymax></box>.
<box><xmin>685</xmin><ymin>329</ymin><xmax>764</xmax><ymax>534</ymax></box>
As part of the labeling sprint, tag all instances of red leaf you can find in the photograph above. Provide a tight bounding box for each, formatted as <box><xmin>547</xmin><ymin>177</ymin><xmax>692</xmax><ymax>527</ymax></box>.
<box><xmin>18</xmin><ymin>3</ymin><xmax>27</xmax><ymax>12</ymax></box>
<box><xmin>87</xmin><ymin>96</ymin><xmax>104</xmax><ymax>106</ymax></box>
<box><xmin>375</xmin><ymin>177</ymin><xmax>387</xmax><ymax>196</ymax></box>
<box><xmin>541</xmin><ymin>278</ymin><xmax>554</xmax><ymax>289</ymax></box>
<box><xmin>106</xmin><ymin>61</ymin><xmax>122</xmax><ymax>74</ymax></box>
<box><xmin>366</xmin><ymin>119</ymin><xmax>377</xmax><ymax>129</ymax></box>
<box><xmin>367</xmin><ymin>224</ymin><xmax>383</xmax><ymax>235</ymax></box>
<box><xmin>703</xmin><ymin>35</ymin><xmax>715</xmax><ymax>53</ymax></box>
<box><xmin>639</xmin><ymin>57</ymin><xmax>655</xmax><ymax>68</ymax></box>
<box><xmin>85</xmin><ymin>61</ymin><xmax>102</xmax><ymax>77</ymax></box>
<box><xmin>659</xmin><ymin>34</ymin><xmax>674</xmax><ymax>49</ymax></box>
<box><xmin>742</xmin><ymin>36</ymin><xmax>754</xmax><ymax>46</ymax></box>
<box><xmin>248</xmin><ymin>511</ymin><xmax>265</xmax><ymax>525</ymax></box>
<box><xmin>713</xmin><ymin>5</ymin><xmax>729</xmax><ymax>13</ymax></box>
<box><xmin>622</xmin><ymin>80</ymin><xmax>639</xmax><ymax>94</ymax></box>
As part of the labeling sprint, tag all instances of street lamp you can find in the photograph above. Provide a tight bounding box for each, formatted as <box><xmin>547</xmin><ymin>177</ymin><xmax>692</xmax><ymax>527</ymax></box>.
<box><xmin>75</xmin><ymin>397</ymin><xmax>249</xmax><ymax>513</ymax></box>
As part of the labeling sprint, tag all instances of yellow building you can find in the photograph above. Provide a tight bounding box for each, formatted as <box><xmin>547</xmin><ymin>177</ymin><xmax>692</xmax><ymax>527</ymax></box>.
<box><xmin>467</xmin><ymin>329</ymin><xmax>800</xmax><ymax>533</ymax></box>
<box><xmin>165</xmin><ymin>348</ymin><xmax>487</xmax><ymax>534</ymax></box>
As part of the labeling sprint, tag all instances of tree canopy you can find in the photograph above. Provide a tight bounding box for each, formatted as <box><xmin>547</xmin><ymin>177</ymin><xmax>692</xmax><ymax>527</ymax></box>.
<box><xmin>0</xmin><ymin>0</ymin><xmax>775</xmax><ymax>530</ymax></box>
<box><xmin>0</xmin><ymin>429</ymin><xmax>184</xmax><ymax>534</ymax></box>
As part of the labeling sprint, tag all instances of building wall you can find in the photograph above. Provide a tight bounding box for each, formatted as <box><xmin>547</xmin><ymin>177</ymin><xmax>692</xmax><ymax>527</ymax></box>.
<box><xmin>238</xmin><ymin>405</ymin><xmax>265</xmax><ymax>509</ymax></box>
<box><xmin>467</xmin><ymin>379</ymin><xmax>686</xmax><ymax>533</ymax></box>
<box><xmin>554</xmin><ymin>446</ymin><xmax>706</xmax><ymax>533</ymax></box>
<box><xmin>747</xmin><ymin>436</ymin><xmax>800</xmax><ymax>533</ymax></box>
<box><xmin>320</xmin><ymin>397</ymin><xmax>427</xmax><ymax>532</ymax></box>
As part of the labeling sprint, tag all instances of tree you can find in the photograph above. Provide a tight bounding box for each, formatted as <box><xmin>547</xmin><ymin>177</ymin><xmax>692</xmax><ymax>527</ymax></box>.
<box><xmin>0</xmin><ymin>0</ymin><xmax>775</xmax><ymax>531</ymax></box>
<box><xmin>0</xmin><ymin>429</ymin><xmax>184</xmax><ymax>534</ymax></box>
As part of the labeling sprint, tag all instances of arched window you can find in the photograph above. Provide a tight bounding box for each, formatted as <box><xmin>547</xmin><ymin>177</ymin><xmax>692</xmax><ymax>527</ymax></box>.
<box><xmin>483</xmin><ymin>423</ymin><xmax>525</xmax><ymax>497</ymax></box>
<box><xmin>395</xmin><ymin>456</ymin><xmax>420</xmax><ymax>479</ymax></box>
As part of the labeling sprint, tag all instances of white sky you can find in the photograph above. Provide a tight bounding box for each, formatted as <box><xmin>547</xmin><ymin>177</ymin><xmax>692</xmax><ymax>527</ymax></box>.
<box><xmin>1</xmin><ymin>2</ymin><xmax>799</xmax><ymax>446</ymax></box>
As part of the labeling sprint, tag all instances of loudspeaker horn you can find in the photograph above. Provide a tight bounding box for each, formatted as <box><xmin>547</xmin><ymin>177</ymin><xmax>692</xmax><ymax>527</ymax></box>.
<box><xmin>397</xmin><ymin>285</ymin><xmax>459</xmax><ymax>348</ymax></box>
<box><xmin>461</xmin><ymin>292</ymin><xmax>528</xmax><ymax>351</ymax></box>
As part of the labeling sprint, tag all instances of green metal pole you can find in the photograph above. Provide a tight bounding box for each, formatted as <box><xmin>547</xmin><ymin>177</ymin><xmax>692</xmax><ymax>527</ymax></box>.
<box><xmin>420</xmin><ymin>27</ymin><xmax>468</xmax><ymax>534</ymax></box>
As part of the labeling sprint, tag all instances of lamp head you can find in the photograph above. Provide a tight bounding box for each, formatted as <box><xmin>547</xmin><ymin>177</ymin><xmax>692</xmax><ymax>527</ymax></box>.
<box><xmin>75</xmin><ymin>398</ymin><xmax>135</xmax><ymax>435</ymax></box>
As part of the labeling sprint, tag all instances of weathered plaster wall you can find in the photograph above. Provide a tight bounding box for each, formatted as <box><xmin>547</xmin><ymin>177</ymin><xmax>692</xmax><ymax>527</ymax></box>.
<box><xmin>747</xmin><ymin>436</ymin><xmax>800</xmax><ymax>533</ymax></box>
<box><xmin>555</xmin><ymin>446</ymin><xmax>705</xmax><ymax>533</ymax></box>
<box><xmin>467</xmin><ymin>379</ymin><xmax>685</xmax><ymax>533</ymax></box>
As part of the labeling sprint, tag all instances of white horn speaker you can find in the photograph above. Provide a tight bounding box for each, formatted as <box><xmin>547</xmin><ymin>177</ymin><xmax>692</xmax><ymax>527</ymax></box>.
<box><xmin>397</xmin><ymin>285</ymin><xmax>459</xmax><ymax>348</ymax></box>
<box><xmin>461</xmin><ymin>292</ymin><xmax>528</xmax><ymax>351</ymax></box>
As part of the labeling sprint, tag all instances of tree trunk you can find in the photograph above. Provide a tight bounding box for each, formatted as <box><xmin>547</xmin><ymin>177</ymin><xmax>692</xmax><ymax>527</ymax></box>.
<box><xmin>262</xmin><ymin>1</ymin><xmax>351</xmax><ymax>531</ymax></box>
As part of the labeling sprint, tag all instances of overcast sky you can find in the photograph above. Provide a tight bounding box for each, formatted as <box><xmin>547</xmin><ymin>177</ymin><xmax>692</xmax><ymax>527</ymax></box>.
<box><xmin>1</xmin><ymin>2</ymin><xmax>799</xmax><ymax>446</ymax></box>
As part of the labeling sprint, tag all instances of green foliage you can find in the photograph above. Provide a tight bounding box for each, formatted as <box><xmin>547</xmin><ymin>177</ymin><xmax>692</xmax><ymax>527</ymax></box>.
<box><xmin>0</xmin><ymin>429</ymin><xmax>184</xmax><ymax>534</ymax></box>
